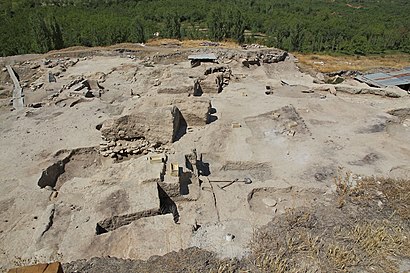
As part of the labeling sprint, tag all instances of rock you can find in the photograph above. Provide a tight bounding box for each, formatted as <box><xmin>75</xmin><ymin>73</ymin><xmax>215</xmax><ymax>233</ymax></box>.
<box><xmin>245</xmin><ymin>58</ymin><xmax>260</xmax><ymax>66</ymax></box>
<box><xmin>113</xmin><ymin>146</ymin><xmax>121</xmax><ymax>153</ymax></box>
<box><xmin>44</xmin><ymin>186</ymin><xmax>54</xmax><ymax>191</ymax></box>
<box><xmin>153</xmin><ymin>79</ymin><xmax>161</xmax><ymax>86</ymax></box>
<box><xmin>198</xmin><ymin>73</ymin><xmax>224</xmax><ymax>94</ymax></box>
<box><xmin>66</xmin><ymin>77</ymin><xmax>85</xmax><ymax>89</ymax></box>
<box><xmin>34</xmin><ymin>204</ymin><xmax>55</xmax><ymax>241</ymax></box>
<box><xmin>204</xmin><ymin>66</ymin><xmax>229</xmax><ymax>75</ymax></box>
<box><xmin>88</xmin><ymin>79</ymin><xmax>104</xmax><ymax>90</ymax></box>
<box><xmin>287</xmin><ymin>121</ymin><xmax>298</xmax><ymax>128</ymax></box>
<box><xmin>316</xmin><ymin>72</ymin><xmax>325</xmax><ymax>82</ymax></box>
<box><xmin>34</xmin><ymin>82</ymin><xmax>44</xmax><ymax>89</ymax></box>
<box><xmin>108</xmin><ymin>141</ymin><xmax>116</xmax><ymax>147</ymax></box>
<box><xmin>72</xmin><ymin>80</ymin><xmax>91</xmax><ymax>92</ymax></box>
<box><xmin>84</xmin><ymin>90</ymin><xmax>95</xmax><ymax>98</ymax></box>
<box><xmin>241</xmin><ymin>58</ymin><xmax>249</xmax><ymax>68</ymax></box>
<box><xmin>100</xmin><ymin>106</ymin><xmax>185</xmax><ymax>143</ymax></box>
<box><xmin>28</xmin><ymin>102</ymin><xmax>43</xmax><ymax>108</ymax></box>
<box><xmin>262</xmin><ymin>52</ymin><xmax>288</xmax><ymax>63</ymax></box>
<box><xmin>326</xmin><ymin>75</ymin><xmax>344</xmax><ymax>84</ymax></box>
<box><xmin>262</xmin><ymin>198</ymin><xmax>277</xmax><ymax>207</ymax></box>
<box><xmin>48</xmin><ymin>72</ymin><xmax>57</xmax><ymax>83</ymax></box>
<box><xmin>329</xmin><ymin>86</ymin><xmax>337</xmax><ymax>96</ymax></box>
<box><xmin>30</xmin><ymin>64</ymin><xmax>41</xmax><ymax>70</ymax></box>
<box><xmin>313</xmin><ymin>85</ymin><xmax>336</xmax><ymax>96</ymax></box>
<box><xmin>334</xmin><ymin>85</ymin><xmax>406</xmax><ymax>97</ymax></box>
<box><xmin>384</xmin><ymin>86</ymin><xmax>408</xmax><ymax>98</ymax></box>
<box><xmin>172</xmin><ymin>98</ymin><xmax>212</xmax><ymax>126</ymax></box>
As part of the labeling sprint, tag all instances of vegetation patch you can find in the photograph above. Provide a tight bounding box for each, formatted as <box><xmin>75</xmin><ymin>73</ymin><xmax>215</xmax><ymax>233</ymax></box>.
<box><xmin>1</xmin><ymin>0</ymin><xmax>410</xmax><ymax>56</ymax></box>
<box><xmin>250</xmin><ymin>175</ymin><xmax>410</xmax><ymax>273</ymax></box>
<box><xmin>296</xmin><ymin>53</ymin><xmax>410</xmax><ymax>73</ymax></box>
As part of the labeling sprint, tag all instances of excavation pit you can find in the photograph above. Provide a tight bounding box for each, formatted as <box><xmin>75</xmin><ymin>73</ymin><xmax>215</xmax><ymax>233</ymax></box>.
<box><xmin>96</xmin><ymin>183</ymin><xmax>179</xmax><ymax>235</ymax></box>
<box><xmin>37</xmin><ymin>147</ymin><xmax>102</xmax><ymax>190</ymax></box>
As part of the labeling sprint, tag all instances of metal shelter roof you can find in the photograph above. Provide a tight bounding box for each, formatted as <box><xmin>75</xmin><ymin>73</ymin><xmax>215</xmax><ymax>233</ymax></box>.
<box><xmin>355</xmin><ymin>67</ymin><xmax>410</xmax><ymax>88</ymax></box>
<box><xmin>188</xmin><ymin>53</ymin><xmax>217</xmax><ymax>60</ymax></box>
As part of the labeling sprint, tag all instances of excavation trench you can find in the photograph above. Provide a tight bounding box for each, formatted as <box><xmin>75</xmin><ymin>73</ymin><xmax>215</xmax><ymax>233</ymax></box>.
<box><xmin>96</xmin><ymin>209</ymin><xmax>161</xmax><ymax>235</ymax></box>
<box><xmin>96</xmin><ymin>183</ymin><xmax>179</xmax><ymax>235</ymax></box>
<box><xmin>37</xmin><ymin>147</ymin><xmax>101</xmax><ymax>190</ymax></box>
<box><xmin>388</xmin><ymin>108</ymin><xmax>410</xmax><ymax>122</ymax></box>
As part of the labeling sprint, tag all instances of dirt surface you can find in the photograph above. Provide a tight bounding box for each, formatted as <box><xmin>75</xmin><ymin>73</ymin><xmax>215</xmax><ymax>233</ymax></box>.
<box><xmin>61</xmin><ymin>176</ymin><xmax>410</xmax><ymax>273</ymax></box>
<box><xmin>0</xmin><ymin>43</ymin><xmax>409</xmax><ymax>272</ymax></box>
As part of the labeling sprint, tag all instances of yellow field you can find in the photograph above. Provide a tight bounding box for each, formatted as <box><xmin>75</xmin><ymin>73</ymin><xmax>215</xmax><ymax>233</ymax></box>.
<box><xmin>295</xmin><ymin>53</ymin><xmax>410</xmax><ymax>73</ymax></box>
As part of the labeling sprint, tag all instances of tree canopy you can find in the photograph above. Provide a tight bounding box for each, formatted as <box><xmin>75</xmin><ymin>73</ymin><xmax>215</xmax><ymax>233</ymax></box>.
<box><xmin>1</xmin><ymin>0</ymin><xmax>409</xmax><ymax>56</ymax></box>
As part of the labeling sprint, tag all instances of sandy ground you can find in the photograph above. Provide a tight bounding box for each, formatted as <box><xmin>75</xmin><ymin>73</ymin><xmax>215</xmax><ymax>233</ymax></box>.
<box><xmin>0</xmin><ymin>45</ymin><xmax>409</xmax><ymax>272</ymax></box>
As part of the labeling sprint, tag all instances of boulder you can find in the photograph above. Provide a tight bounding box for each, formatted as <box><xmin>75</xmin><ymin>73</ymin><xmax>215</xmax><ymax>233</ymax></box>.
<box><xmin>326</xmin><ymin>75</ymin><xmax>344</xmax><ymax>84</ymax></box>
<box><xmin>88</xmin><ymin>79</ymin><xmax>104</xmax><ymax>90</ymax></box>
<box><xmin>204</xmin><ymin>66</ymin><xmax>229</xmax><ymax>75</ymax></box>
<box><xmin>100</xmin><ymin>106</ymin><xmax>184</xmax><ymax>143</ymax></box>
<box><xmin>30</xmin><ymin>64</ymin><xmax>41</xmax><ymax>70</ymax></box>
<box><xmin>198</xmin><ymin>73</ymin><xmax>224</xmax><ymax>94</ymax></box>
<box><xmin>335</xmin><ymin>85</ymin><xmax>407</xmax><ymax>98</ymax></box>
<box><xmin>173</xmin><ymin>98</ymin><xmax>212</xmax><ymax>126</ymax></box>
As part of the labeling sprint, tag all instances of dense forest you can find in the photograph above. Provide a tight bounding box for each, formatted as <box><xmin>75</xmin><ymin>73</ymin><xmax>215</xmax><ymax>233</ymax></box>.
<box><xmin>0</xmin><ymin>0</ymin><xmax>409</xmax><ymax>56</ymax></box>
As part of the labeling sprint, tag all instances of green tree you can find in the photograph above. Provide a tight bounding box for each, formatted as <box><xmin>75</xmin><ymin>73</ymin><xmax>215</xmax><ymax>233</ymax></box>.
<box><xmin>227</xmin><ymin>8</ymin><xmax>246</xmax><ymax>44</ymax></box>
<box><xmin>133</xmin><ymin>19</ymin><xmax>145</xmax><ymax>43</ymax></box>
<box><xmin>1</xmin><ymin>0</ymin><xmax>13</xmax><ymax>17</ymax></box>
<box><xmin>50</xmin><ymin>17</ymin><xmax>64</xmax><ymax>49</ymax></box>
<box><xmin>290</xmin><ymin>23</ymin><xmax>305</xmax><ymax>51</ymax></box>
<box><xmin>30</xmin><ymin>14</ymin><xmax>53</xmax><ymax>53</ymax></box>
<box><xmin>163</xmin><ymin>14</ymin><xmax>181</xmax><ymax>39</ymax></box>
<box><xmin>207</xmin><ymin>10</ymin><xmax>224</xmax><ymax>41</ymax></box>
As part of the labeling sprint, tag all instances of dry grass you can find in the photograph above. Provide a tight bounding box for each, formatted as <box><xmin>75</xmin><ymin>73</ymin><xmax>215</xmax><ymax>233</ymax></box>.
<box><xmin>336</xmin><ymin>220</ymin><xmax>410</xmax><ymax>272</ymax></box>
<box><xmin>295</xmin><ymin>53</ymin><xmax>410</xmax><ymax>73</ymax></box>
<box><xmin>211</xmin><ymin>260</ymin><xmax>243</xmax><ymax>273</ymax></box>
<box><xmin>249</xmin><ymin>175</ymin><xmax>410</xmax><ymax>273</ymax></box>
<box><xmin>336</xmin><ymin>174</ymin><xmax>410</xmax><ymax>220</ymax></box>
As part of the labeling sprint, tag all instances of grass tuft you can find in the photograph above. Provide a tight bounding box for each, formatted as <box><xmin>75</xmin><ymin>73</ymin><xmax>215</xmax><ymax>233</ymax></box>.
<box><xmin>249</xmin><ymin>175</ymin><xmax>410</xmax><ymax>273</ymax></box>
